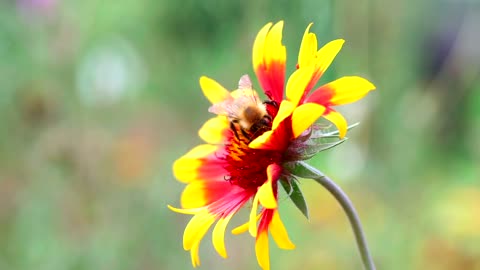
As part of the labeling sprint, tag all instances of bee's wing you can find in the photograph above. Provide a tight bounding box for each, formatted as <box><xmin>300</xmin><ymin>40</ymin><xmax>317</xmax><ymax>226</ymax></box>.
<box><xmin>209</xmin><ymin>99</ymin><xmax>232</xmax><ymax>116</ymax></box>
<box><xmin>238</xmin><ymin>74</ymin><xmax>252</xmax><ymax>90</ymax></box>
<box><xmin>237</xmin><ymin>75</ymin><xmax>262</xmax><ymax>106</ymax></box>
<box><xmin>208</xmin><ymin>74</ymin><xmax>259</xmax><ymax>119</ymax></box>
<box><xmin>208</xmin><ymin>94</ymin><xmax>241</xmax><ymax>119</ymax></box>
<box><xmin>209</xmin><ymin>94</ymin><xmax>253</xmax><ymax>120</ymax></box>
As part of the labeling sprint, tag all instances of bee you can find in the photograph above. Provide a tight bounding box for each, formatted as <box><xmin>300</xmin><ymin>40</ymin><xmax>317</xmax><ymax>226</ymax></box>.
<box><xmin>209</xmin><ymin>75</ymin><xmax>272</xmax><ymax>141</ymax></box>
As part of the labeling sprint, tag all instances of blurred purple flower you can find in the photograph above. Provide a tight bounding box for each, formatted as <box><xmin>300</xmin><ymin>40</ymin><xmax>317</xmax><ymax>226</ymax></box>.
<box><xmin>17</xmin><ymin>0</ymin><xmax>58</xmax><ymax>17</ymax></box>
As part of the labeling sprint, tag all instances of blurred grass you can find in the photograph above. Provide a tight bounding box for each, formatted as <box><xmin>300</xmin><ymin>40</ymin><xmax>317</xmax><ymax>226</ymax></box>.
<box><xmin>0</xmin><ymin>0</ymin><xmax>479</xmax><ymax>269</ymax></box>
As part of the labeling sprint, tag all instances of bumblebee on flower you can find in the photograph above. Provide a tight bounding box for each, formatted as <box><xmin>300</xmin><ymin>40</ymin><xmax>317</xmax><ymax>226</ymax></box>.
<box><xmin>169</xmin><ymin>21</ymin><xmax>376</xmax><ymax>270</ymax></box>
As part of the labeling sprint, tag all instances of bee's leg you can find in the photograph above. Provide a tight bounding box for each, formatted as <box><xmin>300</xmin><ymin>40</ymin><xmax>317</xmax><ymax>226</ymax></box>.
<box><xmin>265</xmin><ymin>114</ymin><xmax>272</xmax><ymax>122</ymax></box>
<box><xmin>240</xmin><ymin>128</ymin><xmax>252</xmax><ymax>141</ymax></box>
<box><xmin>250</xmin><ymin>126</ymin><xmax>268</xmax><ymax>141</ymax></box>
<box><xmin>230</xmin><ymin>122</ymin><xmax>241</xmax><ymax>141</ymax></box>
<box><xmin>263</xmin><ymin>100</ymin><xmax>279</xmax><ymax>108</ymax></box>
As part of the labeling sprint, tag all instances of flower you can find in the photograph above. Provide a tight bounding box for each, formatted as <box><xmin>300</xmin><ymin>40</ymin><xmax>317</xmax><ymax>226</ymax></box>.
<box><xmin>169</xmin><ymin>21</ymin><xmax>375</xmax><ymax>269</ymax></box>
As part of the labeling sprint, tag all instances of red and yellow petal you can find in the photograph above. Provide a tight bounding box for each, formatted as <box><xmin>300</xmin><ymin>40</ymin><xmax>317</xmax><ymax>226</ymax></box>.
<box><xmin>181</xmin><ymin>180</ymin><xmax>246</xmax><ymax>209</ymax></box>
<box><xmin>253</xmin><ymin>21</ymin><xmax>286</xmax><ymax>103</ymax></box>
<box><xmin>173</xmin><ymin>144</ymin><xmax>224</xmax><ymax>183</ymax></box>
<box><xmin>200</xmin><ymin>76</ymin><xmax>231</xmax><ymax>104</ymax></box>
<box><xmin>249</xmin><ymin>119</ymin><xmax>291</xmax><ymax>151</ymax></box>
<box><xmin>229</xmin><ymin>204</ymin><xmax>294</xmax><ymax>270</ymax></box>
<box><xmin>323</xmin><ymin>110</ymin><xmax>348</xmax><ymax>138</ymax></box>
<box><xmin>254</xmin><ymin>209</ymin><xmax>294</xmax><ymax>270</ymax></box>
<box><xmin>249</xmin><ymin>100</ymin><xmax>295</xmax><ymax>151</ymax></box>
<box><xmin>249</xmin><ymin>130</ymin><xmax>274</xmax><ymax>150</ymax></box>
<box><xmin>291</xmin><ymin>103</ymin><xmax>326</xmax><ymax>138</ymax></box>
<box><xmin>198</xmin><ymin>116</ymin><xmax>231</xmax><ymax>144</ymax></box>
<box><xmin>297</xmin><ymin>23</ymin><xmax>345</xmax><ymax>102</ymax></box>
<box><xmin>171</xmin><ymin>186</ymin><xmax>254</xmax><ymax>266</ymax></box>
<box><xmin>298</xmin><ymin>39</ymin><xmax>345</xmax><ymax>101</ymax></box>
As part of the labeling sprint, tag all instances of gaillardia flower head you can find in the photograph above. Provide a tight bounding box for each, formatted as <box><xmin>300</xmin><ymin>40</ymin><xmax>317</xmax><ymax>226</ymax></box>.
<box><xmin>169</xmin><ymin>21</ymin><xmax>375</xmax><ymax>269</ymax></box>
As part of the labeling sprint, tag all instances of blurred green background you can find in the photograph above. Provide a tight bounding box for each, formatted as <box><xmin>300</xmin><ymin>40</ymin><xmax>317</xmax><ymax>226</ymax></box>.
<box><xmin>1</xmin><ymin>0</ymin><xmax>479</xmax><ymax>269</ymax></box>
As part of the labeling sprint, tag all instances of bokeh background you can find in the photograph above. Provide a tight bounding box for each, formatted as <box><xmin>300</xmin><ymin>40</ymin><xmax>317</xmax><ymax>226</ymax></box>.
<box><xmin>1</xmin><ymin>0</ymin><xmax>479</xmax><ymax>269</ymax></box>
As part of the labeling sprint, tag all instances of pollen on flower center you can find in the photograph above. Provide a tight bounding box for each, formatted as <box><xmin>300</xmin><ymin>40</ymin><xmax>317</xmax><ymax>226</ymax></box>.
<box><xmin>224</xmin><ymin>140</ymin><xmax>283</xmax><ymax>190</ymax></box>
<box><xmin>222</xmin><ymin>124</ymin><xmax>283</xmax><ymax>191</ymax></box>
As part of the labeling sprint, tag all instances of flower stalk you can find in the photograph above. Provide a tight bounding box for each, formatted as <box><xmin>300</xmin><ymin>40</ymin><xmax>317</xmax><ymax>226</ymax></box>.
<box><xmin>287</xmin><ymin>161</ymin><xmax>376</xmax><ymax>270</ymax></box>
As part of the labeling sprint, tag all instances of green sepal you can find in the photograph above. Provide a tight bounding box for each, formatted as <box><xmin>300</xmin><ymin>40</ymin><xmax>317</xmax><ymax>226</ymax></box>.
<box><xmin>317</xmin><ymin>122</ymin><xmax>360</xmax><ymax>137</ymax></box>
<box><xmin>295</xmin><ymin>137</ymin><xmax>348</xmax><ymax>161</ymax></box>
<box><xmin>283</xmin><ymin>161</ymin><xmax>326</xmax><ymax>180</ymax></box>
<box><xmin>280</xmin><ymin>176</ymin><xmax>309</xmax><ymax>220</ymax></box>
<box><xmin>284</xmin><ymin>123</ymin><xmax>359</xmax><ymax>162</ymax></box>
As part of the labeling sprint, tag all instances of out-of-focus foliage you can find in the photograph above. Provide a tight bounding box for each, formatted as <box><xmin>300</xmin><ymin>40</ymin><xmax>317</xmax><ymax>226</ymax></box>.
<box><xmin>0</xmin><ymin>0</ymin><xmax>479</xmax><ymax>269</ymax></box>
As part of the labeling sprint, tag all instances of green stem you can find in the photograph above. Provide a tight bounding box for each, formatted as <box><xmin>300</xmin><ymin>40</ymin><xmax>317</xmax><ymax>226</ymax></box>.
<box><xmin>292</xmin><ymin>161</ymin><xmax>376</xmax><ymax>270</ymax></box>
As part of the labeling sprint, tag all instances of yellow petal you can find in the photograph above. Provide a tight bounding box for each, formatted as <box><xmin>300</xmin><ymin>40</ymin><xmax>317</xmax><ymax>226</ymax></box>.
<box><xmin>323</xmin><ymin>110</ymin><xmax>348</xmax><ymax>139</ymax></box>
<box><xmin>291</xmin><ymin>103</ymin><xmax>326</xmax><ymax>138</ymax></box>
<box><xmin>322</xmin><ymin>76</ymin><xmax>376</xmax><ymax>105</ymax></box>
<box><xmin>253</xmin><ymin>21</ymin><xmax>285</xmax><ymax>67</ymax></box>
<box><xmin>172</xmin><ymin>144</ymin><xmax>219</xmax><ymax>183</ymax></box>
<box><xmin>180</xmin><ymin>181</ymin><xmax>209</xmax><ymax>209</ymax></box>
<box><xmin>190</xmin><ymin>240</ymin><xmax>201</xmax><ymax>267</ymax></box>
<box><xmin>272</xmin><ymin>100</ymin><xmax>294</xmax><ymax>130</ymax></box>
<box><xmin>264</xmin><ymin>21</ymin><xmax>285</xmax><ymax>64</ymax></box>
<box><xmin>231</xmin><ymin>213</ymin><xmax>261</xmax><ymax>235</ymax></box>
<box><xmin>257</xmin><ymin>179</ymin><xmax>276</xmax><ymax>209</ymax></box>
<box><xmin>257</xmin><ymin>164</ymin><xmax>279</xmax><ymax>209</ymax></box>
<box><xmin>231</xmin><ymin>221</ymin><xmax>249</xmax><ymax>235</ymax></box>
<box><xmin>255</xmin><ymin>231</ymin><xmax>270</xmax><ymax>270</ymax></box>
<box><xmin>270</xmin><ymin>210</ymin><xmax>295</xmax><ymax>250</ymax></box>
<box><xmin>181</xmin><ymin>144</ymin><xmax>219</xmax><ymax>159</ymax></box>
<box><xmin>198</xmin><ymin>116</ymin><xmax>230</xmax><ymax>144</ymax></box>
<box><xmin>313</xmin><ymin>39</ymin><xmax>345</xmax><ymax>78</ymax></box>
<box><xmin>252</xmin><ymin>22</ymin><xmax>273</xmax><ymax>71</ymax></box>
<box><xmin>249</xmin><ymin>194</ymin><xmax>260</xmax><ymax>237</ymax></box>
<box><xmin>212</xmin><ymin>214</ymin><xmax>234</xmax><ymax>258</ymax></box>
<box><xmin>298</xmin><ymin>23</ymin><xmax>317</xmax><ymax>68</ymax></box>
<box><xmin>286</xmin><ymin>65</ymin><xmax>315</xmax><ymax>107</ymax></box>
<box><xmin>199</xmin><ymin>76</ymin><xmax>231</xmax><ymax>104</ymax></box>
<box><xmin>248</xmin><ymin>130</ymin><xmax>273</xmax><ymax>150</ymax></box>
<box><xmin>167</xmin><ymin>205</ymin><xmax>204</xmax><ymax>215</ymax></box>
<box><xmin>173</xmin><ymin>158</ymin><xmax>202</xmax><ymax>183</ymax></box>
<box><xmin>183</xmin><ymin>211</ymin><xmax>216</xmax><ymax>251</ymax></box>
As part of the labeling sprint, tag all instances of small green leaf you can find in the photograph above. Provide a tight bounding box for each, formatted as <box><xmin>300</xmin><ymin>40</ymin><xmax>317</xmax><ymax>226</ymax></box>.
<box><xmin>280</xmin><ymin>177</ymin><xmax>309</xmax><ymax>220</ymax></box>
